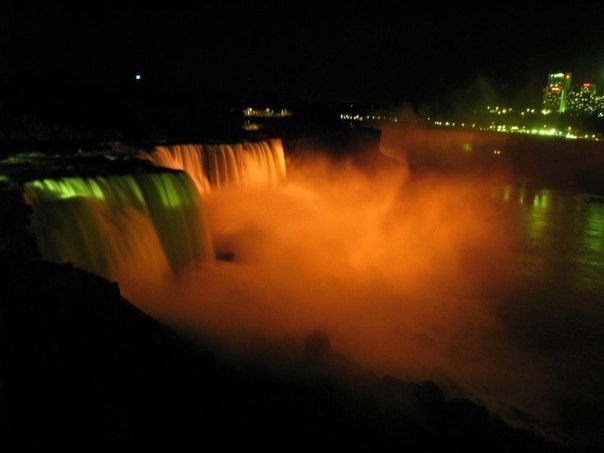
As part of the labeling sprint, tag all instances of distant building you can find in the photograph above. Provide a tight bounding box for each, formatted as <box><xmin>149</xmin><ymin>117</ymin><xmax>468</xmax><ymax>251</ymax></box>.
<box><xmin>567</xmin><ymin>82</ymin><xmax>599</xmax><ymax>115</ymax></box>
<box><xmin>542</xmin><ymin>72</ymin><xmax>572</xmax><ymax>114</ymax></box>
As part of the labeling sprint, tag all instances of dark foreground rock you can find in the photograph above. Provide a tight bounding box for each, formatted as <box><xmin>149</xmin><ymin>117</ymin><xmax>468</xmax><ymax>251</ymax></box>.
<box><xmin>0</xmin><ymin>259</ymin><xmax>569</xmax><ymax>453</ymax></box>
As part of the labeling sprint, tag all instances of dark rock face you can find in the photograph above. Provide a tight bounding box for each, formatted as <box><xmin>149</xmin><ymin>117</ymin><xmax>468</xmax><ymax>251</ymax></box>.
<box><xmin>0</xmin><ymin>254</ymin><xmax>568</xmax><ymax>452</ymax></box>
<box><xmin>1</xmin><ymin>259</ymin><xmax>219</xmax><ymax>452</ymax></box>
<box><xmin>304</xmin><ymin>330</ymin><xmax>333</xmax><ymax>362</ymax></box>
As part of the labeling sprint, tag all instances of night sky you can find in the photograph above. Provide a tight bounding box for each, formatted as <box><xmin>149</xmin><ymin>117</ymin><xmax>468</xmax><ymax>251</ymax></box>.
<box><xmin>3</xmin><ymin>1</ymin><xmax>604</xmax><ymax>113</ymax></box>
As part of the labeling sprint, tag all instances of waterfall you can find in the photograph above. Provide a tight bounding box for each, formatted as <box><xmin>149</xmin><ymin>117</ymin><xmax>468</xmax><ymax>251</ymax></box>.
<box><xmin>140</xmin><ymin>138</ymin><xmax>287</xmax><ymax>193</ymax></box>
<box><xmin>18</xmin><ymin>137</ymin><xmax>288</xmax><ymax>293</ymax></box>
<box><xmin>139</xmin><ymin>143</ymin><xmax>212</xmax><ymax>195</ymax></box>
<box><xmin>23</xmin><ymin>170</ymin><xmax>216</xmax><ymax>285</ymax></box>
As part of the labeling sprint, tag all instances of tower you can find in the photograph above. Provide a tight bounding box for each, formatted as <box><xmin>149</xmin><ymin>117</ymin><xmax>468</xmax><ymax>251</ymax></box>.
<box><xmin>542</xmin><ymin>72</ymin><xmax>572</xmax><ymax>114</ymax></box>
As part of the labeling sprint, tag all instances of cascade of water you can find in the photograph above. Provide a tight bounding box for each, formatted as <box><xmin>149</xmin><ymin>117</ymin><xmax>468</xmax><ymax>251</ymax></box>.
<box><xmin>140</xmin><ymin>138</ymin><xmax>287</xmax><ymax>193</ymax></box>
<box><xmin>241</xmin><ymin>139</ymin><xmax>287</xmax><ymax>187</ymax></box>
<box><xmin>204</xmin><ymin>143</ymin><xmax>241</xmax><ymax>188</ymax></box>
<box><xmin>141</xmin><ymin>143</ymin><xmax>212</xmax><ymax>195</ymax></box>
<box><xmin>23</xmin><ymin>170</ymin><xmax>215</xmax><ymax>285</ymax></box>
<box><xmin>18</xmin><ymin>138</ymin><xmax>288</xmax><ymax>292</ymax></box>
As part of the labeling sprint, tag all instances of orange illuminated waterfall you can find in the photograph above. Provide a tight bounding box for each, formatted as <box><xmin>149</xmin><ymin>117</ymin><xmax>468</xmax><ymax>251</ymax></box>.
<box><xmin>140</xmin><ymin>138</ymin><xmax>287</xmax><ymax>193</ymax></box>
<box><xmin>23</xmin><ymin>170</ymin><xmax>215</xmax><ymax>287</ymax></box>
<box><xmin>140</xmin><ymin>143</ymin><xmax>212</xmax><ymax>194</ymax></box>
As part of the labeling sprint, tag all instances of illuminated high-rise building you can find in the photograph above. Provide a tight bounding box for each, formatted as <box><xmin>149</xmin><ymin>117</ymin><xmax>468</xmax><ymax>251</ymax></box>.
<box><xmin>567</xmin><ymin>82</ymin><xmax>598</xmax><ymax>115</ymax></box>
<box><xmin>542</xmin><ymin>72</ymin><xmax>572</xmax><ymax>114</ymax></box>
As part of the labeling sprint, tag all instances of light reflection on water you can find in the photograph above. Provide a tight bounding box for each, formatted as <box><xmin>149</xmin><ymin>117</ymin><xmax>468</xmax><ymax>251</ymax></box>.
<box><xmin>497</xmin><ymin>186</ymin><xmax>604</xmax><ymax>289</ymax></box>
<box><xmin>489</xmin><ymin>183</ymin><xmax>604</xmax><ymax>449</ymax></box>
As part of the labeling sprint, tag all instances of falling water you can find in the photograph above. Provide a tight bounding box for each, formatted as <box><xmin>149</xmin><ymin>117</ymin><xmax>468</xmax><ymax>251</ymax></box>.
<box><xmin>23</xmin><ymin>170</ymin><xmax>215</xmax><ymax>288</ymax></box>
<box><xmin>21</xmin><ymin>138</ymin><xmax>289</xmax><ymax>294</ymax></box>
<box><xmin>140</xmin><ymin>143</ymin><xmax>212</xmax><ymax>194</ymax></box>
<box><xmin>140</xmin><ymin>138</ymin><xmax>287</xmax><ymax>194</ymax></box>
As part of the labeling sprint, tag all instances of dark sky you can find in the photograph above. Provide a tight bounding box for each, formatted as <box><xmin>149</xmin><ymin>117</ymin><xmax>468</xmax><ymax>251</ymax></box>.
<box><xmin>3</xmin><ymin>1</ymin><xmax>604</xmax><ymax>112</ymax></box>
